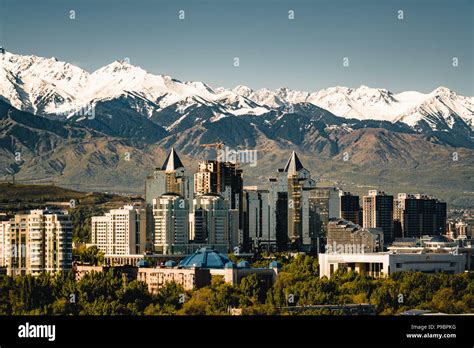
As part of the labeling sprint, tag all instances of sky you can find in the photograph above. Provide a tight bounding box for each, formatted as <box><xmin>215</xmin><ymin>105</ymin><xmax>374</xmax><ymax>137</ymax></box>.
<box><xmin>1</xmin><ymin>0</ymin><xmax>473</xmax><ymax>95</ymax></box>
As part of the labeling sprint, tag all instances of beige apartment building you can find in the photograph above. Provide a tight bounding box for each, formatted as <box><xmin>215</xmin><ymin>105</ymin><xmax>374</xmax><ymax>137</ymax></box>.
<box><xmin>0</xmin><ymin>210</ymin><xmax>72</xmax><ymax>276</ymax></box>
<box><xmin>91</xmin><ymin>205</ymin><xmax>147</xmax><ymax>255</ymax></box>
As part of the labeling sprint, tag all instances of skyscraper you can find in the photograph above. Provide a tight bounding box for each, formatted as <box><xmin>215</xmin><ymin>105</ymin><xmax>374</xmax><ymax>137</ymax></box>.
<box><xmin>0</xmin><ymin>210</ymin><xmax>72</xmax><ymax>276</ymax></box>
<box><xmin>145</xmin><ymin>148</ymin><xmax>189</xmax><ymax>251</ymax></box>
<box><xmin>153</xmin><ymin>193</ymin><xmax>189</xmax><ymax>255</ymax></box>
<box><xmin>268</xmin><ymin>151</ymin><xmax>316</xmax><ymax>251</ymax></box>
<box><xmin>307</xmin><ymin>187</ymin><xmax>342</xmax><ymax>252</ymax></box>
<box><xmin>242</xmin><ymin>187</ymin><xmax>273</xmax><ymax>252</ymax></box>
<box><xmin>363</xmin><ymin>190</ymin><xmax>394</xmax><ymax>244</ymax></box>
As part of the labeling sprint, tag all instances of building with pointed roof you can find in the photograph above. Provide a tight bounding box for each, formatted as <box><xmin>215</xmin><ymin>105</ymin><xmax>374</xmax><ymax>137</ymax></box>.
<box><xmin>265</xmin><ymin>151</ymin><xmax>317</xmax><ymax>252</ymax></box>
<box><xmin>145</xmin><ymin>148</ymin><xmax>190</xmax><ymax>205</ymax></box>
<box><xmin>161</xmin><ymin>148</ymin><xmax>184</xmax><ymax>172</ymax></box>
<box><xmin>283</xmin><ymin>151</ymin><xmax>304</xmax><ymax>174</ymax></box>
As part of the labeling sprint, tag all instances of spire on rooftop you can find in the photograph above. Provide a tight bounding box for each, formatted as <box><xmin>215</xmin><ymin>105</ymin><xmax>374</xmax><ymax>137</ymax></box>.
<box><xmin>283</xmin><ymin>151</ymin><xmax>305</xmax><ymax>174</ymax></box>
<box><xmin>161</xmin><ymin>148</ymin><xmax>184</xmax><ymax>171</ymax></box>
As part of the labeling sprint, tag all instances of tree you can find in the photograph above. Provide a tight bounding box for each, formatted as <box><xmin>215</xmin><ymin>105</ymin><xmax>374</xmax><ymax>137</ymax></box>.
<box><xmin>73</xmin><ymin>245</ymin><xmax>104</xmax><ymax>265</ymax></box>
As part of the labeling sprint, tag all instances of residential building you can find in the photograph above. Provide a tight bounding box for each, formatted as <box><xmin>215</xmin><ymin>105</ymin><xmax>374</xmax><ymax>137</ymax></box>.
<box><xmin>393</xmin><ymin>193</ymin><xmax>447</xmax><ymax>238</ymax></box>
<box><xmin>153</xmin><ymin>193</ymin><xmax>189</xmax><ymax>255</ymax></box>
<box><xmin>91</xmin><ymin>205</ymin><xmax>147</xmax><ymax>255</ymax></box>
<box><xmin>0</xmin><ymin>210</ymin><xmax>72</xmax><ymax>276</ymax></box>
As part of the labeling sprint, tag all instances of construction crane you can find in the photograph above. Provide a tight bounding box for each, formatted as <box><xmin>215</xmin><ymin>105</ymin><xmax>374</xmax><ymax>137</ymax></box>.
<box><xmin>200</xmin><ymin>141</ymin><xmax>225</xmax><ymax>193</ymax></box>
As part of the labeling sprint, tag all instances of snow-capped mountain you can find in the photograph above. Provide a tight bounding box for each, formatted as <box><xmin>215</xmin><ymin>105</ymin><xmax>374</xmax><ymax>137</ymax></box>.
<box><xmin>0</xmin><ymin>50</ymin><xmax>472</xmax><ymax>136</ymax></box>
<box><xmin>0</xmin><ymin>52</ymin><xmax>89</xmax><ymax>114</ymax></box>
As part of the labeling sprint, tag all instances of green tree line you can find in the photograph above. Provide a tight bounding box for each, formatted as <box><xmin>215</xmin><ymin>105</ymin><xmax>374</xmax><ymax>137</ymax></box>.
<box><xmin>0</xmin><ymin>254</ymin><xmax>472</xmax><ymax>315</ymax></box>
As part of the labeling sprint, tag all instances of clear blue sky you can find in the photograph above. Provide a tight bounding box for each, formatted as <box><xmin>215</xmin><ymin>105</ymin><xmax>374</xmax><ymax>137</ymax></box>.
<box><xmin>1</xmin><ymin>0</ymin><xmax>473</xmax><ymax>94</ymax></box>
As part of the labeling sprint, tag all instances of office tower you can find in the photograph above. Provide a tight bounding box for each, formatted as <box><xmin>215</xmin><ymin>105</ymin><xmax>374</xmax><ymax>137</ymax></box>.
<box><xmin>153</xmin><ymin>193</ymin><xmax>189</xmax><ymax>255</ymax></box>
<box><xmin>268</xmin><ymin>151</ymin><xmax>316</xmax><ymax>251</ymax></box>
<box><xmin>0</xmin><ymin>210</ymin><xmax>72</xmax><ymax>276</ymax></box>
<box><xmin>393</xmin><ymin>193</ymin><xmax>447</xmax><ymax>238</ymax></box>
<box><xmin>242</xmin><ymin>187</ymin><xmax>273</xmax><ymax>252</ymax></box>
<box><xmin>340</xmin><ymin>192</ymin><xmax>361</xmax><ymax>225</ymax></box>
<box><xmin>307</xmin><ymin>187</ymin><xmax>342</xmax><ymax>252</ymax></box>
<box><xmin>190</xmin><ymin>194</ymin><xmax>235</xmax><ymax>251</ymax></box>
<box><xmin>363</xmin><ymin>190</ymin><xmax>394</xmax><ymax>244</ymax></box>
<box><xmin>145</xmin><ymin>148</ymin><xmax>190</xmax><ymax>204</ymax></box>
<box><xmin>91</xmin><ymin>205</ymin><xmax>147</xmax><ymax>255</ymax></box>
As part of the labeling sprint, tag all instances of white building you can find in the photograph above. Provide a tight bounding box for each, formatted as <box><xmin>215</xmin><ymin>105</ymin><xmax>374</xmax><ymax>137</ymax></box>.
<box><xmin>91</xmin><ymin>205</ymin><xmax>146</xmax><ymax>255</ymax></box>
<box><xmin>153</xmin><ymin>193</ymin><xmax>189</xmax><ymax>254</ymax></box>
<box><xmin>319</xmin><ymin>252</ymin><xmax>465</xmax><ymax>279</ymax></box>
<box><xmin>0</xmin><ymin>210</ymin><xmax>72</xmax><ymax>276</ymax></box>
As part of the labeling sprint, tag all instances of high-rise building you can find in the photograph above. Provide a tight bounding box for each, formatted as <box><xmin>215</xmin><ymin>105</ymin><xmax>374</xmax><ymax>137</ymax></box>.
<box><xmin>153</xmin><ymin>193</ymin><xmax>189</xmax><ymax>255</ymax></box>
<box><xmin>194</xmin><ymin>160</ymin><xmax>243</xmax><ymax>207</ymax></box>
<box><xmin>268</xmin><ymin>151</ymin><xmax>316</xmax><ymax>251</ymax></box>
<box><xmin>307</xmin><ymin>187</ymin><xmax>342</xmax><ymax>252</ymax></box>
<box><xmin>363</xmin><ymin>190</ymin><xmax>394</xmax><ymax>244</ymax></box>
<box><xmin>91</xmin><ymin>205</ymin><xmax>147</xmax><ymax>255</ymax></box>
<box><xmin>190</xmin><ymin>194</ymin><xmax>236</xmax><ymax>251</ymax></box>
<box><xmin>0</xmin><ymin>210</ymin><xmax>72</xmax><ymax>276</ymax></box>
<box><xmin>144</xmin><ymin>148</ymin><xmax>190</xmax><ymax>251</ymax></box>
<box><xmin>194</xmin><ymin>160</ymin><xmax>243</xmax><ymax>238</ymax></box>
<box><xmin>145</xmin><ymin>148</ymin><xmax>190</xmax><ymax>204</ymax></box>
<box><xmin>242</xmin><ymin>187</ymin><xmax>273</xmax><ymax>252</ymax></box>
<box><xmin>340</xmin><ymin>192</ymin><xmax>362</xmax><ymax>225</ymax></box>
<box><xmin>393</xmin><ymin>193</ymin><xmax>447</xmax><ymax>238</ymax></box>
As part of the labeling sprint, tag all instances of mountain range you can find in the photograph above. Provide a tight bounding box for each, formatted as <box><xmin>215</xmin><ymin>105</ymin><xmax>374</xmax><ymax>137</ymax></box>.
<box><xmin>0</xmin><ymin>50</ymin><xmax>472</xmax><ymax>207</ymax></box>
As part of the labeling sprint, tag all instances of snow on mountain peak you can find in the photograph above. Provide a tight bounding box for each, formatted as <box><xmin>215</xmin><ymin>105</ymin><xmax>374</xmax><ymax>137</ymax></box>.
<box><xmin>0</xmin><ymin>51</ymin><xmax>472</xmax><ymax>132</ymax></box>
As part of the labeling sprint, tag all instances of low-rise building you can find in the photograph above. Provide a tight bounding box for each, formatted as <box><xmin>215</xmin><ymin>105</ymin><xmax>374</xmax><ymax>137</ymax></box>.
<box><xmin>137</xmin><ymin>267</ymin><xmax>211</xmax><ymax>292</ymax></box>
<box><xmin>179</xmin><ymin>247</ymin><xmax>279</xmax><ymax>286</ymax></box>
<box><xmin>388</xmin><ymin>235</ymin><xmax>474</xmax><ymax>270</ymax></box>
<box><xmin>319</xmin><ymin>252</ymin><xmax>465</xmax><ymax>279</ymax></box>
<box><xmin>74</xmin><ymin>247</ymin><xmax>280</xmax><ymax>291</ymax></box>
